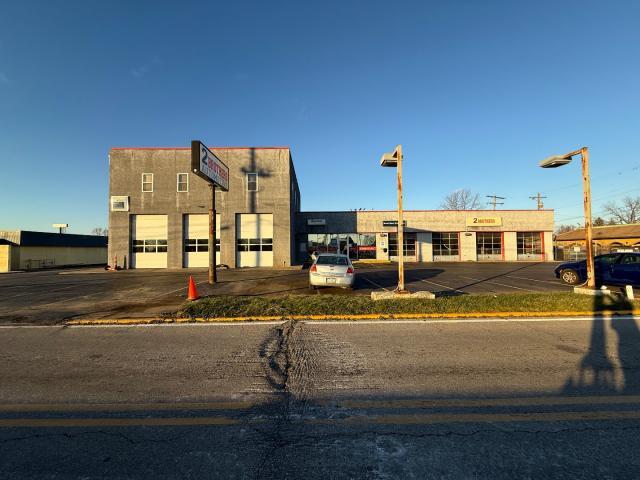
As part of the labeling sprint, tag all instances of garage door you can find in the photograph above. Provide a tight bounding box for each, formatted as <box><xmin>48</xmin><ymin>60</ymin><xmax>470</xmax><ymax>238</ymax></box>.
<box><xmin>131</xmin><ymin>215</ymin><xmax>168</xmax><ymax>268</ymax></box>
<box><xmin>236</xmin><ymin>214</ymin><xmax>273</xmax><ymax>267</ymax></box>
<box><xmin>183</xmin><ymin>214</ymin><xmax>221</xmax><ymax>268</ymax></box>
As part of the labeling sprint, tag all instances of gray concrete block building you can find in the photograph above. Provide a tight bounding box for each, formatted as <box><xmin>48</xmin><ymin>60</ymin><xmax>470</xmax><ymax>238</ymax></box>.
<box><xmin>108</xmin><ymin>146</ymin><xmax>554</xmax><ymax>269</ymax></box>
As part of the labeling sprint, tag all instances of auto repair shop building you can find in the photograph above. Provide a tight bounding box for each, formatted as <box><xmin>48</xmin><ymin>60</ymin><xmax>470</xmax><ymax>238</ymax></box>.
<box><xmin>108</xmin><ymin>146</ymin><xmax>554</xmax><ymax>269</ymax></box>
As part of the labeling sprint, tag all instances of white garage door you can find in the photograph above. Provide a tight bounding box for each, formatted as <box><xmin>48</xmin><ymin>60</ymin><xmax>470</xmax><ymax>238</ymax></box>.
<box><xmin>236</xmin><ymin>213</ymin><xmax>273</xmax><ymax>267</ymax></box>
<box><xmin>184</xmin><ymin>214</ymin><xmax>221</xmax><ymax>268</ymax></box>
<box><xmin>131</xmin><ymin>215</ymin><xmax>168</xmax><ymax>268</ymax></box>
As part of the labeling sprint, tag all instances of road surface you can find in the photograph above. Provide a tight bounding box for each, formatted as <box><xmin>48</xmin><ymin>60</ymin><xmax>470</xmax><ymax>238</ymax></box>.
<box><xmin>1</xmin><ymin>316</ymin><xmax>640</xmax><ymax>478</ymax></box>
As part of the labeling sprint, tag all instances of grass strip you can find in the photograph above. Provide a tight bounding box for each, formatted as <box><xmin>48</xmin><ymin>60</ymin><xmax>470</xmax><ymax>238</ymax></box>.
<box><xmin>177</xmin><ymin>293</ymin><xmax>640</xmax><ymax>319</ymax></box>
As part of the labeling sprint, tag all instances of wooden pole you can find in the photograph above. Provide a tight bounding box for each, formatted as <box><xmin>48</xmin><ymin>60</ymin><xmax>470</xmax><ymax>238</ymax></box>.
<box><xmin>581</xmin><ymin>147</ymin><xmax>595</xmax><ymax>289</ymax></box>
<box><xmin>396</xmin><ymin>144</ymin><xmax>405</xmax><ymax>292</ymax></box>
<box><xmin>209</xmin><ymin>184</ymin><xmax>217</xmax><ymax>284</ymax></box>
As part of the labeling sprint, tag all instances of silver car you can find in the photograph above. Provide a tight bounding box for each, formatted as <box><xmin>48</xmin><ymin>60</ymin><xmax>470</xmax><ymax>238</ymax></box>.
<box><xmin>309</xmin><ymin>253</ymin><xmax>355</xmax><ymax>289</ymax></box>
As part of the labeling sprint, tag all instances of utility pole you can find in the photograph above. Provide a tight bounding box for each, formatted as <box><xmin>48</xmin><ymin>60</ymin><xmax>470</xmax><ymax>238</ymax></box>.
<box><xmin>486</xmin><ymin>195</ymin><xmax>505</xmax><ymax>210</ymax></box>
<box><xmin>529</xmin><ymin>192</ymin><xmax>547</xmax><ymax>210</ymax></box>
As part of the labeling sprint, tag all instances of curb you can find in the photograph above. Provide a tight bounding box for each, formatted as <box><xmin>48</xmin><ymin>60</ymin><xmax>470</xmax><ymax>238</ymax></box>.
<box><xmin>65</xmin><ymin>310</ymin><xmax>640</xmax><ymax>326</ymax></box>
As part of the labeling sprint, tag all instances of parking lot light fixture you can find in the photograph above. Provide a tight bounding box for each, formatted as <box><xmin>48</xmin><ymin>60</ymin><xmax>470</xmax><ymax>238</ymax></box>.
<box><xmin>539</xmin><ymin>147</ymin><xmax>595</xmax><ymax>289</ymax></box>
<box><xmin>380</xmin><ymin>145</ymin><xmax>407</xmax><ymax>293</ymax></box>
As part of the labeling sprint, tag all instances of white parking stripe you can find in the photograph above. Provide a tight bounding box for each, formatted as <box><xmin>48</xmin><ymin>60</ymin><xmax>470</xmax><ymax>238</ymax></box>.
<box><xmin>458</xmin><ymin>275</ymin><xmax>534</xmax><ymax>292</ymax></box>
<box><xmin>415</xmin><ymin>278</ymin><xmax>465</xmax><ymax>294</ymax></box>
<box><xmin>505</xmin><ymin>274</ymin><xmax>571</xmax><ymax>286</ymax></box>
<box><xmin>360</xmin><ymin>276</ymin><xmax>390</xmax><ymax>291</ymax></box>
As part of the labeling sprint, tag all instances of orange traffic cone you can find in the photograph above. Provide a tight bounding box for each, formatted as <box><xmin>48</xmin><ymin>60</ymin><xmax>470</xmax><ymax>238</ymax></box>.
<box><xmin>187</xmin><ymin>276</ymin><xmax>200</xmax><ymax>301</ymax></box>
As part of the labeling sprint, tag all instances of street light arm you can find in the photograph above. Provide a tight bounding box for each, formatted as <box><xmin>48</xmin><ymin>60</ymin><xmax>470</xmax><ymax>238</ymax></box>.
<box><xmin>561</xmin><ymin>147</ymin><xmax>588</xmax><ymax>159</ymax></box>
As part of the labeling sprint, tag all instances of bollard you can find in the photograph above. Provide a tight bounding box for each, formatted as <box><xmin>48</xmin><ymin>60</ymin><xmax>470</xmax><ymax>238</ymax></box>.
<box><xmin>625</xmin><ymin>285</ymin><xmax>635</xmax><ymax>300</ymax></box>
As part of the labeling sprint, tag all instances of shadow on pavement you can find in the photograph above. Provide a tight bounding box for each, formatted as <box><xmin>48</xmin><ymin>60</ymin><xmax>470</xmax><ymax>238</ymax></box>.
<box><xmin>563</xmin><ymin>293</ymin><xmax>636</xmax><ymax>395</ymax></box>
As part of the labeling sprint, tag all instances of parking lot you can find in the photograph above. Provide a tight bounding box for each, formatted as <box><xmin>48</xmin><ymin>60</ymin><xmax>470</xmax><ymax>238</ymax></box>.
<box><xmin>0</xmin><ymin>262</ymin><xmax>573</xmax><ymax>324</ymax></box>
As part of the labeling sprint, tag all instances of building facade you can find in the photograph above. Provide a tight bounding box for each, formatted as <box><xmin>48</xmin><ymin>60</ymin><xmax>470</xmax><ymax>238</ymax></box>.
<box><xmin>108</xmin><ymin>146</ymin><xmax>554</xmax><ymax>269</ymax></box>
<box><xmin>108</xmin><ymin>147</ymin><xmax>300</xmax><ymax>269</ymax></box>
<box><xmin>554</xmin><ymin>224</ymin><xmax>640</xmax><ymax>261</ymax></box>
<box><xmin>295</xmin><ymin>210</ymin><xmax>554</xmax><ymax>264</ymax></box>
<box><xmin>0</xmin><ymin>231</ymin><xmax>107</xmax><ymax>272</ymax></box>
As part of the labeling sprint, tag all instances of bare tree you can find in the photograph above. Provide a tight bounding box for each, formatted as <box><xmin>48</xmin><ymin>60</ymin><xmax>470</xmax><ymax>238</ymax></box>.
<box><xmin>440</xmin><ymin>189</ymin><xmax>481</xmax><ymax>210</ymax></box>
<box><xmin>555</xmin><ymin>224</ymin><xmax>576</xmax><ymax>234</ymax></box>
<box><xmin>593</xmin><ymin>216</ymin><xmax>606</xmax><ymax>227</ymax></box>
<box><xmin>91</xmin><ymin>227</ymin><xmax>108</xmax><ymax>236</ymax></box>
<box><xmin>603</xmin><ymin>196</ymin><xmax>640</xmax><ymax>224</ymax></box>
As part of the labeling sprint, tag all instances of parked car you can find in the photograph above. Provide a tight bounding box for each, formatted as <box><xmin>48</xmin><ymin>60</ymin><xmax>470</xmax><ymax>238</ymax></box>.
<box><xmin>309</xmin><ymin>253</ymin><xmax>355</xmax><ymax>289</ymax></box>
<box><xmin>555</xmin><ymin>252</ymin><xmax>640</xmax><ymax>286</ymax></box>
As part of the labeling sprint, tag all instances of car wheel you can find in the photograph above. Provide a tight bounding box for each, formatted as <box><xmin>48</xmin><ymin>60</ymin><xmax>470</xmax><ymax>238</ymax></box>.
<box><xmin>560</xmin><ymin>269</ymin><xmax>580</xmax><ymax>285</ymax></box>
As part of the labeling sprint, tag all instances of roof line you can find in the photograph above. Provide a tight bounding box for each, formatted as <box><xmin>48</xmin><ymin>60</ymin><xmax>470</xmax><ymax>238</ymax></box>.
<box><xmin>300</xmin><ymin>209</ymin><xmax>555</xmax><ymax>213</ymax></box>
<box><xmin>110</xmin><ymin>146</ymin><xmax>290</xmax><ymax>151</ymax></box>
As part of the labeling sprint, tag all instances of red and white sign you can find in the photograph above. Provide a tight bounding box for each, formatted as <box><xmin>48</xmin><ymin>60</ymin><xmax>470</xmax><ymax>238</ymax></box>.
<box><xmin>191</xmin><ymin>140</ymin><xmax>229</xmax><ymax>191</ymax></box>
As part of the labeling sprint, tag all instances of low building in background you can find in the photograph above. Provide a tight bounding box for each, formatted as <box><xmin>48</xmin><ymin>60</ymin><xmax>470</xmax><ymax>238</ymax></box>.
<box><xmin>295</xmin><ymin>210</ymin><xmax>554</xmax><ymax>264</ymax></box>
<box><xmin>108</xmin><ymin>146</ymin><xmax>555</xmax><ymax>269</ymax></box>
<box><xmin>0</xmin><ymin>231</ymin><xmax>107</xmax><ymax>272</ymax></box>
<box><xmin>554</xmin><ymin>224</ymin><xmax>640</xmax><ymax>261</ymax></box>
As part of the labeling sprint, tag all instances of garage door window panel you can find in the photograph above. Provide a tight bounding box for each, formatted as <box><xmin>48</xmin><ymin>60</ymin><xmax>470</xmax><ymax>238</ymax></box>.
<box><xmin>477</xmin><ymin>232</ymin><xmax>502</xmax><ymax>260</ymax></box>
<box><xmin>517</xmin><ymin>232</ymin><xmax>542</xmax><ymax>260</ymax></box>
<box><xmin>433</xmin><ymin>232</ymin><xmax>459</xmax><ymax>257</ymax></box>
<box><xmin>389</xmin><ymin>233</ymin><xmax>417</xmax><ymax>257</ymax></box>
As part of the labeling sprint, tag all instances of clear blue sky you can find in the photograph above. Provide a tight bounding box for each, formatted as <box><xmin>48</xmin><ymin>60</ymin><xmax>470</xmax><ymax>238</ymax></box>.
<box><xmin>1</xmin><ymin>0</ymin><xmax>639</xmax><ymax>234</ymax></box>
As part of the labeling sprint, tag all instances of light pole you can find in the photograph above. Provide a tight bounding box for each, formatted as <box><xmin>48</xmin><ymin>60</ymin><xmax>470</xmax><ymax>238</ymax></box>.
<box><xmin>539</xmin><ymin>147</ymin><xmax>595</xmax><ymax>289</ymax></box>
<box><xmin>380</xmin><ymin>145</ymin><xmax>407</xmax><ymax>293</ymax></box>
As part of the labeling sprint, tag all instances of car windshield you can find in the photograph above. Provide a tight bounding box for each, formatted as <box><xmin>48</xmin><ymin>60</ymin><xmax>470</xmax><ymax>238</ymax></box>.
<box><xmin>316</xmin><ymin>255</ymin><xmax>349</xmax><ymax>266</ymax></box>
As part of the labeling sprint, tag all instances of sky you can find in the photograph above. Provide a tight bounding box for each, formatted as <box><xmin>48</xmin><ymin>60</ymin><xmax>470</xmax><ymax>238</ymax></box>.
<box><xmin>1</xmin><ymin>0</ymin><xmax>639</xmax><ymax>234</ymax></box>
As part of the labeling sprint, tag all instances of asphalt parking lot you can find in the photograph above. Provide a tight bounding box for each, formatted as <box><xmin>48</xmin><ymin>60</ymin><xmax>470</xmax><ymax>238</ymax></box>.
<box><xmin>0</xmin><ymin>262</ymin><xmax>573</xmax><ymax>324</ymax></box>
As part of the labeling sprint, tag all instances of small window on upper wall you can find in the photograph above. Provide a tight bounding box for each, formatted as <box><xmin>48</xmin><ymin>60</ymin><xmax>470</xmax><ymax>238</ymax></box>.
<box><xmin>177</xmin><ymin>173</ymin><xmax>188</xmax><ymax>192</ymax></box>
<box><xmin>142</xmin><ymin>173</ymin><xmax>153</xmax><ymax>192</ymax></box>
<box><xmin>247</xmin><ymin>173</ymin><xmax>258</xmax><ymax>192</ymax></box>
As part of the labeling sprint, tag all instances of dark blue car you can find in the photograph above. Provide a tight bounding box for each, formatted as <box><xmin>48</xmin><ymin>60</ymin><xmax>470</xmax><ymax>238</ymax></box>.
<box><xmin>555</xmin><ymin>252</ymin><xmax>640</xmax><ymax>286</ymax></box>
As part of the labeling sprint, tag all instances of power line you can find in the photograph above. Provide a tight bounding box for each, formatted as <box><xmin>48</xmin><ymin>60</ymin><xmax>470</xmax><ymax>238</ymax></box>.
<box><xmin>529</xmin><ymin>192</ymin><xmax>547</xmax><ymax>210</ymax></box>
<box><xmin>486</xmin><ymin>195</ymin><xmax>505</xmax><ymax>210</ymax></box>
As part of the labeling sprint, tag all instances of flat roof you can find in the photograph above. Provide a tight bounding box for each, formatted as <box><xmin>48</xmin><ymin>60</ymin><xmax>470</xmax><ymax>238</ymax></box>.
<box><xmin>0</xmin><ymin>231</ymin><xmax>107</xmax><ymax>248</ymax></box>
<box><xmin>110</xmin><ymin>146</ymin><xmax>290</xmax><ymax>151</ymax></box>
<box><xmin>556</xmin><ymin>224</ymin><xmax>640</xmax><ymax>241</ymax></box>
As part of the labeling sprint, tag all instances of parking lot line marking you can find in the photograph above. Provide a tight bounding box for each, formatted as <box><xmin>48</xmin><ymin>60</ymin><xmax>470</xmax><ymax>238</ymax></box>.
<box><xmin>0</xmin><ymin>417</ymin><xmax>240</xmax><ymax>428</ymax></box>
<box><xmin>360</xmin><ymin>276</ymin><xmax>390</xmax><ymax>291</ymax></box>
<box><xmin>505</xmin><ymin>275</ymin><xmax>571</xmax><ymax>286</ymax></box>
<box><xmin>414</xmin><ymin>278</ymin><xmax>465</xmax><ymax>293</ymax></box>
<box><xmin>333</xmin><ymin>395</ymin><xmax>640</xmax><ymax>410</ymax></box>
<box><xmin>459</xmin><ymin>275</ymin><xmax>534</xmax><ymax>292</ymax></box>
<box><xmin>0</xmin><ymin>401</ymin><xmax>255</xmax><ymax>413</ymax></box>
<box><xmin>309</xmin><ymin>409</ymin><xmax>640</xmax><ymax>426</ymax></box>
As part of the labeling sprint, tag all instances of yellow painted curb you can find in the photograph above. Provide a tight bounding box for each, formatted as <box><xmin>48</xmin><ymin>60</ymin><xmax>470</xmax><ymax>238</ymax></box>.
<box><xmin>65</xmin><ymin>310</ymin><xmax>639</xmax><ymax>326</ymax></box>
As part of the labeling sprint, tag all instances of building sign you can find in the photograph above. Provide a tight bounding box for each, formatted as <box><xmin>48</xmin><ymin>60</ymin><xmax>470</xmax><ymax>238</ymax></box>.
<box><xmin>191</xmin><ymin>140</ymin><xmax>229</xmax><ymax>191</ymax></box>
<box><xmin>307</xmin><ymin>218</ymin><xmax>326</xmax><ymax>226</ymax></box>
<box><xmin>382</xmin><ymin>220</ymin><xmax>407</xmax><ymax>227</ymax></box>
<box><xmin>465</xmin><ymin>216</ymin><xmax>502</xmax><ymax>227</ymax></box>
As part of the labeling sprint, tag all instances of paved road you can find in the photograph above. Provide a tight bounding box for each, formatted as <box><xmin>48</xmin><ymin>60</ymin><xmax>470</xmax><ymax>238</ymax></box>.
<box><xmin>0</xmin><ymin>262</ymin><xmax>571</xmax><ymax>324</ymax></box>
<box><xmin>2</xmin><ymin>316</ymin><xmax>640</xmax><ymax>478</ymax></box>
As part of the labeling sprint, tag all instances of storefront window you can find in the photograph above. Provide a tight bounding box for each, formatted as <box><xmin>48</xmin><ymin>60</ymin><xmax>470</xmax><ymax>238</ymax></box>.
<box><xmin>357</xmin><ymin>234</ymin><xmax>377</xmax><ymax>259</ymax></box>
<box><xmin>433</xmin><ymin>232</ymin><xmax>459</xmax><ymax>256</ymax></box>
<box><xmin>306</xmin><ymin>233</ymin><xmax>377</xmax><ymax>260</ymax></box>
